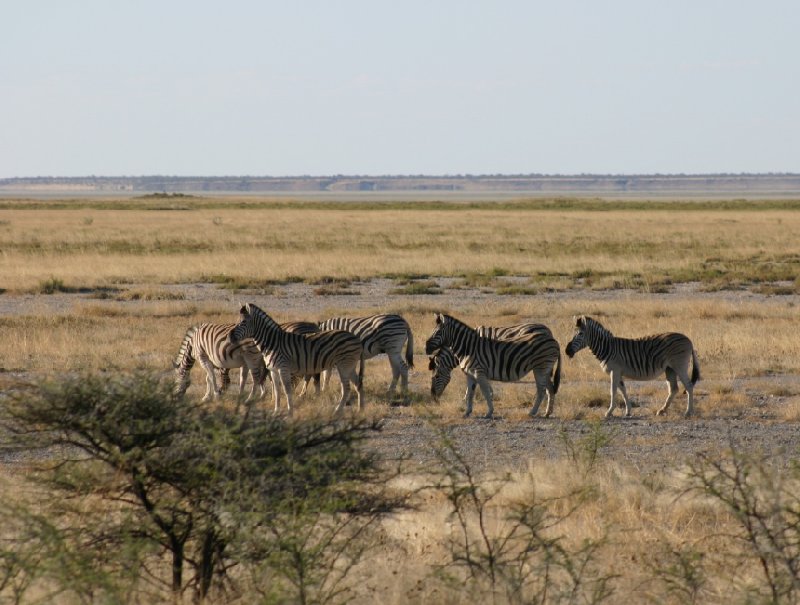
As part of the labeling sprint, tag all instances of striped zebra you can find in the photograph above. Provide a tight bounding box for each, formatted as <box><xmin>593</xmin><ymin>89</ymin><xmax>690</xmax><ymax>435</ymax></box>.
<box><xmin>429</xmin><ymin>322</ymin><xmax>553</xmax><ymax>401</ymax></box>
<box><xmin>280</xmin><ymin>320</ymin><xmax>323</xmax><ymax>395</ymax></box>
<box><xmin>565</xmin><ymin>315</ymin><xmax>700</xmax><ymax>418</ymax></box>
<box><xmin>317</xmin><ymin>314</ymin><xmax>414</xmax><ymax>400</ymax></box>
<box><xmin>424</xmin><ymin>313</ymin><xmax>561</xmax><ymax>419</ymax></box>
<box><xmin>173</xmin><ymin>323</ymin><xmax>268</xmax><ymax>403</ymax></box>
<box><xmin>227</xmin><ymin>303</ymin><xmax>365</xmax><ymax>415</ymax></box>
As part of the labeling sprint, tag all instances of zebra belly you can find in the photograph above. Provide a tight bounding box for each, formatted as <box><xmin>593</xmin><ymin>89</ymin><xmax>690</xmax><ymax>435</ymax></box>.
<box><xmin>600</xmin><ymin>360</ymin><xmax>666</xmax><ymax>380</ymax></box>
<box><xmin>462</xmin><ymin>360</ymin><xmax>535</xmax><ymax>383</ymax></box>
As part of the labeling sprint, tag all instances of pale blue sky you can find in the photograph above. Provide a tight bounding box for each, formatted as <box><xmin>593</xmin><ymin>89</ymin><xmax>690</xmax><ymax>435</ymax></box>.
<box><xmin>1</xmin><ymin>1</ymin><xmax>798</xmax><ymax>177</ymax></box>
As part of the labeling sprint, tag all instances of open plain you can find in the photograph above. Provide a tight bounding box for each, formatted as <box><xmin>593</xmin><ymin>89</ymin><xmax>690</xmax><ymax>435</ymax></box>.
<box><xmin>2</xmin><ymin>196</ymin><xmax>800</xmax><ymax>603</ymax></box>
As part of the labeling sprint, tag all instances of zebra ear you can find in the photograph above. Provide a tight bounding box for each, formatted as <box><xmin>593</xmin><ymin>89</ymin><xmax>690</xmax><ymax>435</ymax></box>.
<box><xmin>428</xmin><ymin>356</ymin><xmax>436</xmax><ymax>371</ymax></box>
<box><xmin>239</xmin><ymin>303</ymin><xmax>249</xmax><ymax>316</ymax></box>
<box><xmin>575</xmin><ymin>315</ymin><xmax>584</xmax><ymax>328</ymax></box>
<box><xmin>435</xmin><ymin>313</ymin><xmax>443</xmax><ymax>325</ymax></box>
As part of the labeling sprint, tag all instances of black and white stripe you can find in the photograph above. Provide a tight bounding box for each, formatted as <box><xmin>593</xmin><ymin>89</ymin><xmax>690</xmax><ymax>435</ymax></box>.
<box><xmin>565</xmin><ymin>315</ymin><xmax>700</xmax><ymax>417</ymax></box>
<box><xmin>317</xmin><ymin>314</ymin><xmax>414</xmax><ymax>400</ymax></box>
<box><xmin>280</xmin><ymin>320</ymin><xmax>323</xmax><ymax>395</ymax></box>
<box><xmin>424</xmin><ymin>313</ymin><xmax>561</xmax><ymax>418</ymax></box>
<box><xmin>429</xmin><ymin>322</ymin><xmax>553</xmax><ymax>402</ymax></box>
<box><xmin>228</xmin><ymin>304</ymin><xmax>365</xmax><ymax>415</ymax></box>
<box><xmin>173</xmin><ymin>323</ymin><xmax>267</xmax><ymax>403</ymax></box>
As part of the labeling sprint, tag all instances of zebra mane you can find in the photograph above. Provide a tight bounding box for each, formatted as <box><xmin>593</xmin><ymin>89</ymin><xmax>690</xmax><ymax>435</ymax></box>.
<box><xmin>242</xmin><ymin>303</ymin><xmax>280</xmax><ymax>329</ymax></box>
<box><xmin>437</xmin><ymin>313</ymin><xmax>474</xmax><ymax>333</ymax></box>
<box><xmin>580</xmin><ymin>315</ymin><xmax>614</xmax><ymax>339</ymax></box>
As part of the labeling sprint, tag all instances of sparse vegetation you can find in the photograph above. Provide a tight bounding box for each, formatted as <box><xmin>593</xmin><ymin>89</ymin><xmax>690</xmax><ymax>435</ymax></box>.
<box><xmin>2</xmin><ymin>197</ymin><xmax>800</xmax><ymax>602</ymax></box>
<box><xmin>389</xmin><ymin>279</ymin><xmax>443</xmax><ymax>295</ymax></box>
<box><xmin>2</xmin><ymin>200</ymin><xmax>800</xmax><ymax>292</ymax></box>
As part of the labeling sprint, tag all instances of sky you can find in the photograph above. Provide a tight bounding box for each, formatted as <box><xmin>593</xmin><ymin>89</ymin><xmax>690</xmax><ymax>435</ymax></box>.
<box><xmin>1</xmin><ymin>1</ymin><xmax>798</xmax><ymax>177</ymax></box>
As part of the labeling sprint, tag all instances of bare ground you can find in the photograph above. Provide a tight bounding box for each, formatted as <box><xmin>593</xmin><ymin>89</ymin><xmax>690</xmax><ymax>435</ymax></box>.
<box><xmin>2</xmin><ymin>278</ymin><xmax>800</xmax><ymax>474</ymax></box>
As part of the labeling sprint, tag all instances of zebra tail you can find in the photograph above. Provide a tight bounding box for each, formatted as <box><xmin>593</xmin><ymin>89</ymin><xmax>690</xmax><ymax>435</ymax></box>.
<box><xmin>405</xmin><ymin>325</ymin><xmax>415</xmax><ymax>369</ymax></box>
<box><xmin>552</xmin><ymin>350</ymin><xmax>562</xmax><ymax>395</ymax></box>
<box><xmin>174</xmin><ymin>326</ymin><xmax>197</xmax><ymax>370</ymax></box>
<box><xmin>691</xmin><ymin>349</ymin><xmax>700</xmax><ymax>385</ymax></box>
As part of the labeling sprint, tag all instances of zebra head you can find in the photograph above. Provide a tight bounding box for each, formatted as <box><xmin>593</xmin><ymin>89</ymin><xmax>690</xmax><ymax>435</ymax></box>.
<box><xmin>428</xmin><ymin>347</ymin><xmax>458</xmax><ymax>402</ymax></box>
<box><xmin>565</xmin><ymin>315</ymin><xmax>589</xmax><ymax>358</ymax></box>
<box><xmin>425</xmin><ymin>313</ymin><xmax>450</xmax><ymax>355</ymax></box>
<box><xmin>227</xmin><ymin>303</ymin><xmax>256</xmax><ymax>346</ymax></box>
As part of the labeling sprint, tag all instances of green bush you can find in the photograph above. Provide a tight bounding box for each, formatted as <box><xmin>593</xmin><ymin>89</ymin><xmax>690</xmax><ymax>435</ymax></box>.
<box><xmin>0</xmin><ymin>371</ymin><xmax>401</xmax><ymax>603</ymax></box>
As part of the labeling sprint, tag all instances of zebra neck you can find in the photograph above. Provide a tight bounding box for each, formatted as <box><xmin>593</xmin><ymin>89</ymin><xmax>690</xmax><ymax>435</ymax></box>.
<box><xmin>249</xmin><ymin>311</ymin><xmax>283</xmax><ymax>347</ymax></box>
<box><xmin>447</xmin><ymin>327</ymin><xmax>478</xmax><ymax>359</ymax></box>
<box><xmin>586</xmin><ymin>326</ymin><xmax>614</xmax><ymax>361</ymax></box>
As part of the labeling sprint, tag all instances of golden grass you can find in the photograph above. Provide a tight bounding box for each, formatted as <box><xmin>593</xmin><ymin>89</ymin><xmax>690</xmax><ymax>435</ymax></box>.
<box><xmin>1</xmin><ymin>202</ymin><xmax>799</xmax><ymax>291</ymax></box>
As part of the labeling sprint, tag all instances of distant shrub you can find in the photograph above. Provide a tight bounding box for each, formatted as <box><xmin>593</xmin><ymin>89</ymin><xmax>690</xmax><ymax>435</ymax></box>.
<box><xmin>35</xmin><ymin>277</ymin><xmax>74</xmax><ymax>294</ymax></box>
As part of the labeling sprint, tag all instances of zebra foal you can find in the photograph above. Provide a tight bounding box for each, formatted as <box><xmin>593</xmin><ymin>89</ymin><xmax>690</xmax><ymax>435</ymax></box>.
<box><xmin>173</xmin><ymin>323</ymin><xmax>267</xmax><ymax>403</ymax></box>
<box><xmin>565</xmin><ymin>315</ymin><xmax>700</xmax><ymax>418</ymax></box>
<box><xmin>317</xmin><ymin>314</ymin><xmax>414</xmax><ymax>401</ymax></box>
<box><xmin>425</xmin><ymin>313</ymin><xmax>561</xmax><ymax>419</ymax></box>
<box><xmin>428</xmin><ymin>322</ymin><xmax>553</xmax><ymax>401</ymax></box>
<box><xmin>227</xmin><ymin>304</ymin><xmax>365</xmax><ymax>416</ymax></box>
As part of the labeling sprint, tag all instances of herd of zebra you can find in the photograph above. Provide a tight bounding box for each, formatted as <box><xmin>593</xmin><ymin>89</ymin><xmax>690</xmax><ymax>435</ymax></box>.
<box><xmin>173</xmin><ymin>303</ymin><xmax>701</xmax><ymax>420</ymax></box>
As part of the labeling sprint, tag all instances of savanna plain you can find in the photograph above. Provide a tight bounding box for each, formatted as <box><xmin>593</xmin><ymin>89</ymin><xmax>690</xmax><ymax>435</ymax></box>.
<box><xmin>2</xmin><ymin>196</ymin><xmax>800</xmax><ymax>604</ymax></box>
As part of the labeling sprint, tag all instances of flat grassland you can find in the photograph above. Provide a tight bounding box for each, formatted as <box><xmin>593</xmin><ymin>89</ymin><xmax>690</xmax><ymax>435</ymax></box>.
<box><xmin>2</xmin><ymin>196</ymin><xmax>800</xmax><ymax>602</ymax></box>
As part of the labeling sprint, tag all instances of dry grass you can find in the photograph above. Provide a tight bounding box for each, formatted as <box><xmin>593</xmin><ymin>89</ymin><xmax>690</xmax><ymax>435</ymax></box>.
<box><xmin>1</xmin><ymin>201</ymin><xmax>799</xmax><ymax>291</ymax></box>
<box><xmin>2</xmin><ymin>198</ymin><xmax>800</xmax><ymax>602</ymax></box>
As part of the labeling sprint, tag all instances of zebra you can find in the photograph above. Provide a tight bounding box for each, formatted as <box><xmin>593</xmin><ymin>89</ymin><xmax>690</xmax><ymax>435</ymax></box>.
<box><xmin>424</xmin><ymin>313</ymin><xmax>561</xmax><ymax>419</ymax></box>
<box><xmin>565</xmin><ymin>315</ymin><xmax>700</xmax><ymax>418</ymax></box>
<box><xmin>429</xmin><ymin>322</ymin><xmax>554</xmax><ymax>401</ymax></box>
<box><xmin>280</xmin><ymin>320</ymin><xmax>323</xmax><ymax>395</ymax></box>
<box><xmin>227</xmin><ymin>303</ymin><xmax>365</xmax><ymax>415</ymax></box>
<box><xmin>317</xmin><ymin>314</ymin><xmax>414</xmax><ymax>401</ymax></box>
<box><xmin>173</xmin><ymin>323</ymin><xmax>268</xmax><ymax>404</ymax></box>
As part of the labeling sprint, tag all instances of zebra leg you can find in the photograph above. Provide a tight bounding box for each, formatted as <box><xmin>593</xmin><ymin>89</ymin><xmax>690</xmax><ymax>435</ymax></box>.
<box><xmin>463</xmin><ymin>382</ymin><xmax>476</xmax><ymax>404</ymax></box>
<box><xmin>333</xmin><ymin>365</ymin><xmax>353</xmax><ymax>414</ymax></box>
<box><xmin>475</xmin><ymin>375</ymin><xmax>494</xmax><ymax>419</ymax></box>
<box><xmin>464</xmin><ymin>376</ymin><xmax>477</xmax><ymax>418</ymax></box>
<box><xmin>351</xmin><ymin>368</ymin><xmax>365</xmax><ymax>411</ymax></box>
<box><xmin>270</xmin><ymin>369</ymin><xmax>282</xmax><ymax>414</ymax></box>
<box><xmin>617</xmin><ymin>379</ymin><xmax>632</xmax><ymax>417</ymax></box>
<box><xmin>676</xmin><ymin>366</ymin><xmax>695</xmax><ymax>417</ymax></box>
<box><xmin>529</xmin><ymin>371</ymin><xmax>545</xmax><ymax>417</ymax></box>
<box><xmin>606</xmin><ymin>371</ymin><xmax>622</xmax><ymax>418</ymax></box>
<box><xmin>276</xmin><ymin>368</ymin><xmax>295</xmax><ymax>416</ymax></box>
<box><xmin>297</xmin><ymin>376</ymin><xmax>310</xmax><ymax>398</ymax></box>
<box><xmin>239</xmin><ymin>367</ymin><xmax>253</xmax><ymax>401</ymax></box>
<box><xmin>320</xmin><ymin>369</ymin><xmax>330</xmax><ymax>392</ymax></box>
<box><xmin>530</xmin><ymin>371</ymin><xmax>552</xmax><ymax>417</ymax></box>
<box><xmin>387</xmin><ymin>352</ymin><xmax>410</xmax><ymax>401</ymax></box>
<box><xmin>199</xmin><ymin>356</ymin><xmax>219</xmax><ymax>402</ymax></box>
<box><xmin>218</xmin><ymin>368</ymin><xmax>231</xmax><ymax>394</ymax></box>
<box><xmin>656</xmin><ymin>368</ymin><xmax>679</xmax><ymax>416</ymax></box>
